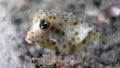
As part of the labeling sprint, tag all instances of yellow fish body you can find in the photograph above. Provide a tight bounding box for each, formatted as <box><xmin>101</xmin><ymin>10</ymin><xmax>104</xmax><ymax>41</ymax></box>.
<box><xmin>25</xmin><ymin>9</ymin><xmax>97</xmax><ymax>52</ymax></box>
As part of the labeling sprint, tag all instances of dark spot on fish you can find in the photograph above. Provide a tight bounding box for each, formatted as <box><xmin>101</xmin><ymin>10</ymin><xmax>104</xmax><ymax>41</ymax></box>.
<box><xmin>59</xmin><ymin>23</ymin><xmax>63</xmax><ymax>26</ymax></box>
<box><xmin>50</xmin><ymin>26</ymin><xmax>55</xmax><ymax>30</ymax></box>
<box><xmin>70</xmin><ymin>44</ymin><xmax>76</xmax><ymax>51</ymax></box>
<box><xmin>49</xmin><ymin>16</ymin><xmax>52</xmax><ymax>19</ymax></box>
<box><xmin>55</xmin><ymin>29</ymin><xmax>60</xmax><ymax>33</ymax></box>
<box><xmin>47</xmin><ymin>38</ymin><xmax>50</xmax><ymax>42</ymax></box>
<box><xmin>61</xmin><ymin>31</ymin><xmax>65</xmax><ymax>36</ymax></box>
<box><xmin>82</xmin><ymin>39</ymin><xmax>86</xmax><ymax>44</ymax></box>
<box><xmin>71</xmin><ymin>37</ymin><xmax>75</xmax><ymax>41</ymax></box>
<box><xmin>74</xmin><ymin>32</ymin><xmax>79</xmax><ymax>35</ymax></box>
<box><xmin>73</xmin><ymin>22</ymin><xmax>78</xmax><ymax>25</ymax></box>
<box><xmin>43</xmin><ymin>45</ymin><xmax>46</xmax><ymax>48</ymax></box>
<box><xmin>65</xmin><ymin>19</ymin><xmax>67</xmax><ymax>22</ymax></box>
<box><xmin>65</xmin><ymin>13</ymin><xmax>68</xmax><ymax>16</ymax></box>
<box><xmin>81</xmin><ymin>20</ymin><xmax>84</xmax><ymax>23</ymax></box>
<box><xmin>68</xmin><ymin>41</ymin><xmax>72</xmax><ymax>45</ymax></box>
<box><xmin>53</xmin><ymin>16</ymin><xmax>56</xmax><ymax>19</ymax></box>
<box><xmin>63</xmin><ymin>44</ymin><xmax>67</xmax><ymax>48</ymax></box>
<box><xmin>37</xmin><ymin>40</ymin><xmax>44</xmax><ymax>45</ymax></box>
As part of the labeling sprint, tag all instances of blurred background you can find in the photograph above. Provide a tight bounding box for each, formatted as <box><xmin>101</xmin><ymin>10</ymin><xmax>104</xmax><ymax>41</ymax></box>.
<box><xmin>0</xmin><ymin>0</ymin><xmax>120</xmax><ymax>68</ymax></box>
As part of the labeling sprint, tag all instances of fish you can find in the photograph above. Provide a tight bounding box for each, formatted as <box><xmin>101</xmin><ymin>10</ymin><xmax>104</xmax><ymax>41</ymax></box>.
<box><xmin>25</xmin><ymin>9</ymin><xmax>97</xmax><ymax>52</ymax></box>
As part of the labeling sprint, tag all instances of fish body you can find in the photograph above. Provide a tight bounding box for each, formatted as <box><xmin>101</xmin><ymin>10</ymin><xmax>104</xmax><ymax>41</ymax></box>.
<box><xmin>25</xmin><ymin>9</ymin><xmax>97</xmax><ymax>52</ymax></box>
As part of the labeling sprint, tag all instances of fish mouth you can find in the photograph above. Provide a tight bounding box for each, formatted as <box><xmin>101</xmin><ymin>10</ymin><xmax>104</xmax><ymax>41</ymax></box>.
<box><xmin>25</xmin><ymin>32</ymin><xmax>35</xmax><ymax>44</ymax></box>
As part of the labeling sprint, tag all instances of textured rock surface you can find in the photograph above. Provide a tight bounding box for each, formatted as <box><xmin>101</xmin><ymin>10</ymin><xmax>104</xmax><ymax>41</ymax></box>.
<box><xmin>0</xmin><ymin>0</ymin><xmax>120</xmax><ymax>68</ymax></box>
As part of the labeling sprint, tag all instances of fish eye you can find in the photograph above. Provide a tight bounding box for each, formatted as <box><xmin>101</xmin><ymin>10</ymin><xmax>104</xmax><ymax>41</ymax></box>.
<box><xmin>39</xmin><ymin>19</ymin><xmax>50</xmax><ymax>29</ymax></box>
